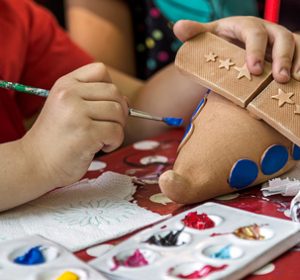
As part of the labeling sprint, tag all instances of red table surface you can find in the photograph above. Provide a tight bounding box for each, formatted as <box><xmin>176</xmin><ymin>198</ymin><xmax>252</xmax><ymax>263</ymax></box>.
<box><xmin>75</xmin><ymin>128</ymin><xmax>300</xmax><ymax>280</ymax></box>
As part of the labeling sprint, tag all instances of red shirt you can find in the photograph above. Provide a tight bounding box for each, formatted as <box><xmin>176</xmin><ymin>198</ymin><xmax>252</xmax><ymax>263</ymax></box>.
<box><xmin>0</xmin><ymin>0</ymin><xmax>93</xmax><ymax>143</ymax></box>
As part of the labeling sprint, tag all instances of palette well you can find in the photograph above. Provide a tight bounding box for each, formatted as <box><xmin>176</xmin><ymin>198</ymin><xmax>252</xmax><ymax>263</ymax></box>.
<box><xmin>0</xmin><ymin>235</ymin><xmax>106</xmax><ymax>280</ymax></box>
<box><xmin>90</xmin><ymin>202</ymin><xmax>300</xmax><ymax>280</ymax></box>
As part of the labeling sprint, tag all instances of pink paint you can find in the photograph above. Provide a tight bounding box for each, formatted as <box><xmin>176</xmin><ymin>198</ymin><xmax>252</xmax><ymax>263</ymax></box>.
<box><xmin>176</xmin><ymin>264</ymin><xmax>228</xmax><ymax>279</ymax></box>
<box><xmin>111</xmin><ymin>249</ymin><xmax>148</xmax><ymax>271</ymax></box>
<box><xmin>182</xmin><ymin>212</ymin><xmax>215</xmax><ymax>230</ymax></box>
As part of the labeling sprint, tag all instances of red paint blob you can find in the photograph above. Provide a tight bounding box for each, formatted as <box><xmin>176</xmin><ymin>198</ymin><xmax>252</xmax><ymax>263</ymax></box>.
<box><xmin>111</xmin><ymin>249</ymin><xmax>148</xmax><ymax>271</ymax></box>
<box><xmin>182</xmin><ymin>212</ymin><xmax>215</xmax><ymax>230</ymax></box>
<box><xmin>177</xmin><ymin>264</ymin><xmax>227</xmax><ymax>279</ymax></box>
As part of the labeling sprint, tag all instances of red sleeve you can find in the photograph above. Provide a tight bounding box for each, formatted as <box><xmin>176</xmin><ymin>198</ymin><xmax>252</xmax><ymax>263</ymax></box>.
<box><xmin>16</xmin><ymin>0</ymin><xmax>94</xmax><ymax>118</ymax></box>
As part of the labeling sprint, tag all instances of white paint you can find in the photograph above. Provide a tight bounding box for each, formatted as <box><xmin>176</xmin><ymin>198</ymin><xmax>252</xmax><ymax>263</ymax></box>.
<box><xmin>140</xmin><ymin>155</ymin><xmax>168</xmax><ymax>165</ymax></box>
<box><xmin>215</xmin><ymin>193</ymin><xmax>240</xmax><ymax>201</ymax></box>
<box><xmin>86</xmin><ymin>244</ymin><xmax>114</xmax><ymax>257</ymax></box>
<box><xmin>150</xmin><ymin>193</ymin><xmax>173</xmax><ymax>205</ymax></box>
<box><xmin>88</xmin><ymin>160</ymin><xmax>107</xmax><ymax>171</ymax></box>
<box><xmin>253</xmin><ymin>263</ymin><xmax>275</xmax><ymax>275</ymax></box>
<box><xmin>133</xmin><ymin>140</ymin><xmax>160</xmax><ymax>150</ymax></box>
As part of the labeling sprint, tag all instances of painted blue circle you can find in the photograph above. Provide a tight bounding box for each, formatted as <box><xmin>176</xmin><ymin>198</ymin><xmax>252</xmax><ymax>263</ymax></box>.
<box><xmin>292</xmin><ymin>144</ymin><xmax>300</xmax><ymax>160</ymax></box>
<box><xmin>228</xmin><ymin>159</ymin><xmax>258</xmax><ymax>189</ymax></box>
<box><xmin>260</xmin><ymin>145</ymin><xmax>289</xmax><ymax>175</ymax></box>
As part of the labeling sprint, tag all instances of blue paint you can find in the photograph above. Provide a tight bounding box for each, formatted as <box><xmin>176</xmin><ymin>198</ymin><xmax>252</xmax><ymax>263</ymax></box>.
<box><xmin>210</xmin><ymin>244</ymin><xmax>232</xmax><ymax>259</ymax></box>
<box><xmin>163</xmin><ymin>117</ymin><xmax>183</xmax><ymax>127</ymax></box>
<box><xmin>182</xmin><ymin>122</ymin><xmax>193</xmax><ymax>139</ymax></box>
<box><xmin>191</xmin><ymin>97</ymin><xmax>206</xmax><ymax>121</ymax></box>
<box><xmin>292</xmin><ymin>144</ymin><xmax>300</xmax><ymax>160</ymax></box>
<box><xmin>228</xmin><ymin>159</ymin><xmax>258</xmax><ymax>189</ymax></box>
<box><xmin>261</xmin><ymin>145</ymin><xmax>288</xmax><ymax>175</ymax></box>
<box><xmin>14</xmin><ymin>246</ymin><xmax>45</xmax><ymax>265</ymax></box>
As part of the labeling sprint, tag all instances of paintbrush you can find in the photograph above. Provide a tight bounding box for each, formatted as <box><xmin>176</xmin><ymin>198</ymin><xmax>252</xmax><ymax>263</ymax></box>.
<box><xmin>0</xmin><ymin>80</ymin><xmax>183</xmax><ymax>127</ymax></box>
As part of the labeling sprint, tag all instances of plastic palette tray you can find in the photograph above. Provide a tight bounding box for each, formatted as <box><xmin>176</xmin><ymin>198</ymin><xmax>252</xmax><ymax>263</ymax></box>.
<box><xmin>0</xmin><ymin>235</ymin><xmax>106</xmax><ymax>280</ymax></box>
<box><xmin>90</xmin><ymin>202</ymin><xmax>300</xmax><ymax>280</ymax></box>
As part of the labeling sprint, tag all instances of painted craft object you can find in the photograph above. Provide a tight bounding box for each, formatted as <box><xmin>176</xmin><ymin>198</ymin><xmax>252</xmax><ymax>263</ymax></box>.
<box><xmin>0</xmin><ymin>235</ymin><xmax>105</xmax><ymax>279</ymax></box>
<box><xmin>159</xmin><ymin>32</ymin><xmax>300</xmax><ymax>204</ymax></box>
<box><xmin>90</xmin><ymin>203</ymin><xmax>300</xmax><ymax>280</ymax></box>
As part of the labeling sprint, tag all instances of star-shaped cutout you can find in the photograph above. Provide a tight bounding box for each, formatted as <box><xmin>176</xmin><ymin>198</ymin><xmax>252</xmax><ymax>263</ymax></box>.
<box><xmin>218</xmin><ymin>58</ymin><xmax>235</xmax><ymax>70</ymax></box>
<box><xmin>234</xmin><ymin>64</ymin><xmax>252</xmax><ymax>80</ymax></box>
<box><xmin>271</xmin><ymin>88</ymin><xmax>295</xmax><ymax>107</ymax></box>
<box><xmin>204</xmin><ymin>52</ymin><xmax>218</xmax><ymax>62</ymax></box>
<box><xmin>294</xmin><ymin>104</ymin><xmax>300</xmax><ymax>114</ymax></box>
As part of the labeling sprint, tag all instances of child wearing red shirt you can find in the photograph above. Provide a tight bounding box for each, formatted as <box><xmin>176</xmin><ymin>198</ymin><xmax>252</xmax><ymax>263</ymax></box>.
<box><xmin>0</xmin><ymin>0</ymin><xmax>299</xmax><ymax>211</ymax></box>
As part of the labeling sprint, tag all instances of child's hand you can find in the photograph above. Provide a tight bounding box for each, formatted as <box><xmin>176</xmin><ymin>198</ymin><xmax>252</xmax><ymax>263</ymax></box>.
<box><xmin>23</xmin><ymin>63</ymin><xmax>128</xmax><ymax>187</ymax></box>
<box><xmin>173</xmin><ymin>16</ymin><xmax>300</xmax><ymax>83</ymax></box>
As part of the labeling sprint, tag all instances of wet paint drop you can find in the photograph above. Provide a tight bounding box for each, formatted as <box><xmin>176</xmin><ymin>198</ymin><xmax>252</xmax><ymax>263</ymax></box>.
<box><xmin>145</xmin><ymin>228</ymin><xmax>185</xmax><ymax>247</ymax></box>
<box><xmin>182</xmin><ymin>212</ymin><xmax>214</xmax><ymax>230</ymax></box>
<box><xmin>210</xmin><ymin>244</ymin><xmax>232</xmax><ymax>259</ymax></box>
<box><xmin>56</xmin><ymin>271</ymin><xmax>79</xmax><ymax>280</ymax></box>
<box><xmin>176</xmin><ymin>264</ymin><xmax>227</xmax><ymax>279</ymax></box>
<box><xmin>111</xmin><ymin>249</ymin><xmax>148</xmax><ymax>271</ymax></box>
<box><xmin>14</xmin><ymin>246</ymin><xmax>45</xmax><ymax>265</ymax></box>
<box><xmin>234</xmin><ymin>224</ymin><xmax>265</xmax><ymax>240</ymax></box>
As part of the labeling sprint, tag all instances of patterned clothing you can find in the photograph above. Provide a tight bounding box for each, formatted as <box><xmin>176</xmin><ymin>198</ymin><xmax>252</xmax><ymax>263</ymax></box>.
<box><xmin>129</xmin><ymin>0</ymin><xmax>258</xmax><ymax>79</ymax></box>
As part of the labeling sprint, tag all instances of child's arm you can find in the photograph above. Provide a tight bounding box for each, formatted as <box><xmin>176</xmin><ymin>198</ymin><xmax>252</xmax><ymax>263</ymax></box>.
<box><xmin>173</xmin><ymin>16</ymin><xmax>300</xmax><ymax>83</ymax></box>
<box><xmin>65</xmin><ymin>0</ymin><xmax>136</xmax><ymax>75</ymax></box>
<box><xmin>0</xmin><ymin>63</ymin><xmax>127</xmax><ymax>211</ymax></box>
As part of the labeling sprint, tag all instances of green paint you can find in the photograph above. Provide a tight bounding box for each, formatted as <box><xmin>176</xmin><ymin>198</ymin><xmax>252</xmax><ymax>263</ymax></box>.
<box><xmin>0</xmin><ymin>80</ymin><xmax>49</xmax><ymax>97</ymax></box>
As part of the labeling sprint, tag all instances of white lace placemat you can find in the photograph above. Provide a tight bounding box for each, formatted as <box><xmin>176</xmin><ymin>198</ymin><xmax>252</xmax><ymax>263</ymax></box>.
<box><xmin>0</xmin><ymin>172</ymin><xmax>168</xmax><ymax>251</ymax></box>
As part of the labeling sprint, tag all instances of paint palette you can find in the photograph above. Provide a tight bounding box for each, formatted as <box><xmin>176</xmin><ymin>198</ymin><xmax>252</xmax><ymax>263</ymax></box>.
<box><xmin>0</xmin><ymin>235</ymin><xmax>106</xmax><ymax>280</ymax></box>
<box><xmin>90</xmin><ymin>202</ymin><xmax>300</xmax><ymax>280</ymax></box>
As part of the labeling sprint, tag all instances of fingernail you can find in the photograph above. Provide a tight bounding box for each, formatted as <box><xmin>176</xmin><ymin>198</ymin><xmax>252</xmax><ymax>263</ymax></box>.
<box><xmin>254</xmin><ymin>61</ymin><xmax>262</xmax><ymax>70</ymax></box>
<box><xmin>279</xmin><ymin>68</ymin><xmax>290</xmax><ymax>77</ymax></box>
<box><xmin>253</xmin><ymin>61</ymin><xmax>263</xmax><ymax>73</ymax></box>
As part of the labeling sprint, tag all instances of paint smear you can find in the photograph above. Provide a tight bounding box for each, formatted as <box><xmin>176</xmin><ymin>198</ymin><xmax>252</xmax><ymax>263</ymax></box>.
<box><xmin>176</xmin><ymin>264</ymin><xmax>227</xmax><ymax>279</ymax></box>
<box><xmin>14</xmin><ymin>246</ymin><xmax>45</xmax><ymax>265</ymax></box>
<box><xmin>145</xmin><ymin>228</ymin><xmax>184</xmax><ymax>247</ymax></box>
<box><xmin>210</xmin><ymin>245</ymin><xmax>232</xmax><ymax>259</ymax></box>
<box><xmin>234</xmin><ymin>224</ymin><xmax>265</xmax><ymax>240</ymax></box>
<box><xmin>182</xmin><ymin>212</ymin><xmax>215</xmax><ymax>230</ymax></box>
<box><xmin>111</xmin><ymin>249</ymin><xmax>148</xmax><ymax>271</ymax></box>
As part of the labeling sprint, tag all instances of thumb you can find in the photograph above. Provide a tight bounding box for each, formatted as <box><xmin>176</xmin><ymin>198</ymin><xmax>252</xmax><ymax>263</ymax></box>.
<box><xmin>68</xmin><ymin>62</ymin><xmax>112</xmax><ymax>83</ymax></box>
<box><xmin>173</xmin><ymin>20</ymin><xmax>216</xmax><ymax>42</ymax></box>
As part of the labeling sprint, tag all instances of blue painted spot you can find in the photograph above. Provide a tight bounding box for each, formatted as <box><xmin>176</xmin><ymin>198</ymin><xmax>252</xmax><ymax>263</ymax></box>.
<box><xmin>228</xmin><ymin>159</ymin><xmax>258</xmax><ymax>189</ymax></box>
<box><xmin>292</xmin><ymin>144</ymin><xmax>300</xmax><ymax>160</ymax></box>
<box><xmin>260</xmin><ymin>145</ymin><xmax>289</xmax><ymax>175</ymax></box>
<box><xmin>14</xmin><ymin>246</ymin><xmax>45</xmax><ymax>265</ymax></box>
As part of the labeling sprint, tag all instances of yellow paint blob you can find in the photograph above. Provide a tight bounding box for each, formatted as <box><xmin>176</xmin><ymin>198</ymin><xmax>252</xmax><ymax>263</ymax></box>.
<box><xmin>56</xmin><ymin>271</ymin><xmax>79</xmax><ymax>280</ymax></box>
